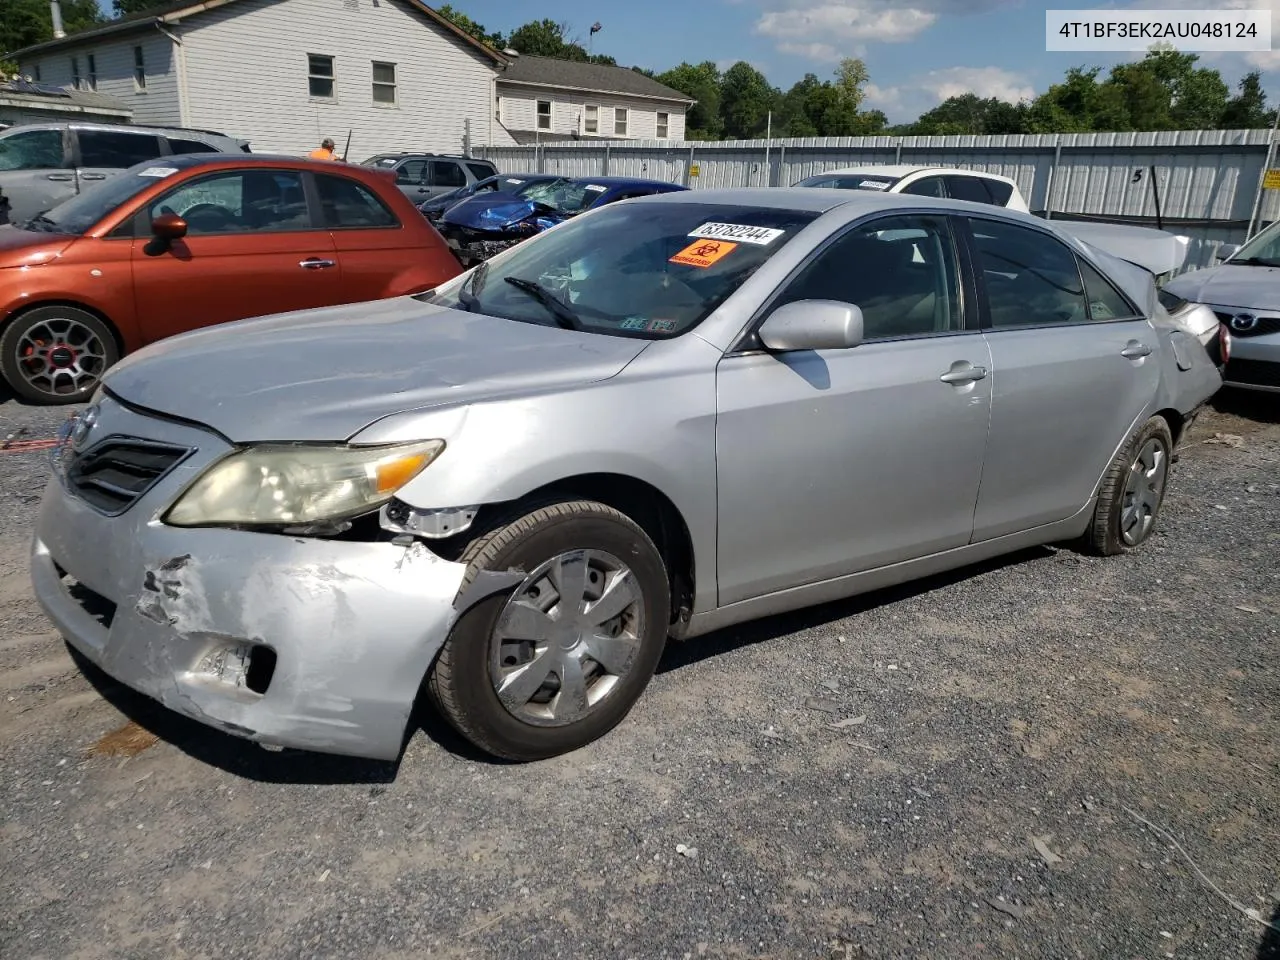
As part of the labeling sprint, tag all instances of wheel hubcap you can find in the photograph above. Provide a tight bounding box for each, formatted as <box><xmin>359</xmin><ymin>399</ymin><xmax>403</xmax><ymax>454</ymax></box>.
<box><xmin>1120</xmin><ymin>436</ymin><xmax>1168</xmax><ymax>546</ymax></box>
<box><xmin>489</xmin><ymin>549</ymin><xmax>645</xmax><ymax>727</ymax></box>
<box><xmin>15</xmin><ymin>317</ymin><xmax>108</xmax><ymax>397</ymax></box>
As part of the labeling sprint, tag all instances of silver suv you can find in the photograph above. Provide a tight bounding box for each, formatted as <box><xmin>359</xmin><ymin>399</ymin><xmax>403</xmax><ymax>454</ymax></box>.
<box><xmin>0</xmin><ymin>122</ymin><xmax>249</xmax><ymax>225</ymax></box>
<box><xmin>361</xmin><ymin>153</ymin><xmax>498</xmax><ymax>202</ymax></box>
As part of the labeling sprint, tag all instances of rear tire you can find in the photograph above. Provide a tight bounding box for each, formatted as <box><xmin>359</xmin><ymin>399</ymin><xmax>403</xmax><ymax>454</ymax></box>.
<box><xmin>430</xmin><ymin>500</ymin><xmax>670</xmax><ymax>761</ymax></box>
<box><xmin>0</xmin><ymin>305</ymin><xmax>119</xmax><ymax>405</ymax></box>
<box><xmin>1085</xmin><ymin>416</ymin><xmax>1174</xmax><ymax>556</ymax></box>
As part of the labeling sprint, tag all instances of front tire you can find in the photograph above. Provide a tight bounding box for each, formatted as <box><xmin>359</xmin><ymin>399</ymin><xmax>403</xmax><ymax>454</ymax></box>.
<box><xmin>430</xmin><ymin>500</ymin><xmax>670</xmax><ymax>761</ymax></box>
<box><xmin>0</xmin><ymin>306</ymin><xmax>119</xmax><ymax>405</ymax></box>
<box><xmin>1085</xmin><ymin>416</ymin><xmax>1174</xmax><ymax>556</ymax></box>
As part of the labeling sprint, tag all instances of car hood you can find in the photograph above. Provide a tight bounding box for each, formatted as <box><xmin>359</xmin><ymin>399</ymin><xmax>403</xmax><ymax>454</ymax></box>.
<box><xmin>0</xmin><ymin>224</ymin><xmax>75</xmax><ymax>266</ymax></box>
<box><xmin>1162</xmin><ymin>263</ymin><xmax>1280</xmax><ymax>311</ymax></box>
<box><xmin>102</xmin><ymin>297</ymin><xmax>650</xmax><ymax>442</ymax></box>
<box><xmin>441</xmin><ymin>196</ymin><xmax>567</xmax><ymax>231</ymax></box>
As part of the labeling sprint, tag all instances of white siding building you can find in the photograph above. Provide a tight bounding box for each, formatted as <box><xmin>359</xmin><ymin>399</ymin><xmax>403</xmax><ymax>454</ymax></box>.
<box><xmin>10</xmin><ymin>1</ymin><xmax>693</xmax><ymax>156</ymax></box>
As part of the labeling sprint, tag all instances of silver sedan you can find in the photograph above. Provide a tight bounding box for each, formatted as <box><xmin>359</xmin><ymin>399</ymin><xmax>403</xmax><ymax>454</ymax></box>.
<box><xmin>33</xmin><ymin>189</ymin><xmax>1222</xmax><ymax>762</ymax></box>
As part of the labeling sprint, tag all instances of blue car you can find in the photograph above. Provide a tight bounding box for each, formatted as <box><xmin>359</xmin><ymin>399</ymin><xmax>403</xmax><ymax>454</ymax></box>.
<box><xmin>438</xmin><ymin>176</ymin><xmax>688</xmax><ymax>264</ymax></box>
<box><xmin>417</xmin><ymin>172</ymin><xmax>561</xmax><ymax>223</ymax></box>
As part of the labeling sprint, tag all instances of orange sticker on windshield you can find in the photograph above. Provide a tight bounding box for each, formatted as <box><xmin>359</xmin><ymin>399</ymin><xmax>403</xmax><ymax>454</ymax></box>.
<box><xmin>670</xmin><ymin>239</ymin><xmax>738</xmax><ymax>268</ymax></box>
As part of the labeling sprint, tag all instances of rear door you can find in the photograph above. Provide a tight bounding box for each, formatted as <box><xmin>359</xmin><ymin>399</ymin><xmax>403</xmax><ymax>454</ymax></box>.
<box><xmin>316</xmin><ymin>171</ymin><xmax>420</xmax><ymax>301</ymax></box>
<box><xmin>130</xmin><ymin>167</ymin><xmax>340</xmax><ymax>342</ymax></box>
<box><xmin>74</xmin><ymin>128</ymin><xmax>166</xmax><ymax>193</ymax></box>
<box><xmin>965</xmin><ymin>215</ymin><xmax>1160</xmax><ymax>540</ymax></box>
<box><xmin>0</xmin><ymin>127</ymin><xmax>75</xmax><ymax>223</ymax></box>
<box><xmin>425</xmin><ymin>160</ymin><xmax>467</xmax><ymax>199</ymax></box>
<box><xmin>393</xmin><ymin>158</ymin><xmax>430</xmax><ymax>201</ymax></box>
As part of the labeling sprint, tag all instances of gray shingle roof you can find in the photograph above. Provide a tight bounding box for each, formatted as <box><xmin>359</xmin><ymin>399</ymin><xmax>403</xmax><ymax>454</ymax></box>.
<box><xmin>0</xmin><ymin>80</ymin><xmax>131</xmax><ymax>115</ymax></box>
<box><xmin>497</xmin><ymin>56</ymin><xmax>693</xmax><ymax>103</ymax></box>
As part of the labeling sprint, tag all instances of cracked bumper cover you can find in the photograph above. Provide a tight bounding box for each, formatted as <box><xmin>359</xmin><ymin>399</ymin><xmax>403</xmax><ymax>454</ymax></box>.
<box><xmin>30</xmin><ymin>417</ymin><xmax>502</xmax><ymax>760</ymax></box>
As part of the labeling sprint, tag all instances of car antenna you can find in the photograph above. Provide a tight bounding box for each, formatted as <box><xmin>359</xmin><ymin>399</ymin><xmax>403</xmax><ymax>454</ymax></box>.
<box><xmin>340</xmin><ymin>129</ymin><xmax>352</xmax><ymax>162</ymax></box>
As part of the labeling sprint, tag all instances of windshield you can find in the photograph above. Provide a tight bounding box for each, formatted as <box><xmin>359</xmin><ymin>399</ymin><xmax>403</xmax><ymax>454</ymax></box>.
<box><xmin>1231</xmin><ymin>219</ymin><xmax>1280</xmax><ymax>266</ymax></box>
<box><xmin>24</xmin><ymin>161</ymin><xmax>181</xmax><ymax>234</ymax></box>
<box><xmin>796</xmin><ymin>173</ymin><xmax>899</xmax><ymax>192</ymax></box>
<box><xmin>429</xmin><ymin>201</ymin><xmax>818</xmax><ymax>339</ymax></box>
<box><xmin>518</xmin><ymin>178</ymin><xmax>610</xmax><ymax>214</ymax></box>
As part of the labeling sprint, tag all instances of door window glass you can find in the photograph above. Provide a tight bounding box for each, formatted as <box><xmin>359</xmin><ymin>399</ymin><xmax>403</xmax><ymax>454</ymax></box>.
<box><xmin>79</xmin><ymin>131</ymin><xmax>164</xmax><ymax>168</ymax></box>
<box><xmin>969</xmin><ymin>218</ymin><xmax>1088</xmax><ymax>327</ymax></box>
<box><xmin>771</xmin><ymin>214</ymin><xmax>963</xmax><ymax>339</ymax></box>
<box><xmin>316</xmin><ymin>174</ymin><xmax>399</xmax><ymax>227</ymax></box>
<box><xmin>1078</xmin><ymin>256</ymin><xmax>1139</xmax><ymax>321</ymax></box>
<box><xmin>0</xmin><ymin>129</ymin><xmax>63</xmax><ymax>170</ymax></box>
<box><xmin>166</xmin><ymin>138</ymin><xmax>218</xmax><ymax>155</ymax></box>
<box><xmin>899</xmin><ymin>175</ymin><xmax>946</xmax><ymax>198</ymax></box>
<box><xmin>149</xmin><ymin>170</ymin><xmax>310</xmax><ymax>234</ymax></box>
<box><xmin>467</xmin><ymin>162</ymin><xmax>496</xmax><ymax>180</ymax></box>
<box><xmin>395</xmin><ymin>159</ymin><xmax>428</xmax><ymax>184</ymax></box>
<box><xmin>429</xmin><ymin>161</ymin><xmax>466</xmax><ymax>187</ymax></box>
<box><xmin>944</xmin><ymin>175</ymin><xmax>994</xmax><ymax>205</ymax></box>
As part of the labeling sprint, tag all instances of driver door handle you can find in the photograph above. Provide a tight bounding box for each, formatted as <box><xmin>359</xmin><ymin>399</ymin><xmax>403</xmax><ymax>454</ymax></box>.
<box><xmin>1121</xmin><ymin>341</ymin><xmax>1152</xmax><ymax>359</ymax></box>
<box><xmin>939</xmin><ymin>363</ymin><xmax>988</xmax><ymax>384</ymax></box>
<box><xmin>45</xmin><ymin>173</ymin><xmax>75</xmax><ymax>181</ymax></box>
<box><xmin>299</xmin><ymin>258</ymin><xmax>336</xmax><ymax>270</ymax></box>
<box><xmin>79</xmin><ymin>173</ymin><xmax>107</xmax><ymax>181</ymax></box>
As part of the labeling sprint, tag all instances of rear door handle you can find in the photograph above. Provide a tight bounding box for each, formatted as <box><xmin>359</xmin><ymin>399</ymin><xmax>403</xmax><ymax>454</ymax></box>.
<box><xmin>939</xmin><ymin>362</ymin><xmax>988</xmax><ymax>384</ymax></box>
<box><xmin>45</xmin><ymin>173</ymin><xmax>75</xmax><ymax>181</ymax></box>
<box><xmin>299</xmin><ymin>258</ymin><xmax>336</xmax><ymax>270</ymax></box>
<box><xmin>1121</xmin><ymin>341</ymin><xmax>1152</xmax><ymax>359</ymax></box>
<box><xmin>79</xmin><ymin>173</ymin><xmax>107</xmax><ymax>181</ymax></box>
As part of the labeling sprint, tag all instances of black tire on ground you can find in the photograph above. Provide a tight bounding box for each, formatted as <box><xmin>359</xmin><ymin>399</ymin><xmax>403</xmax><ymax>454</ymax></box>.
<box><xmin>1085</xmin><ymin>415</ymin><xmax>1175</xmax><ymax>556</ymax></box>
<box><xmin>429</xmin><ymin>500</ymin><xmax>670</xmax><ymax>761</ymax></box>
<box><xmin>0</xmin><ymin>305</ymin><xmax>119</xmax><ymax>405</ymax></box>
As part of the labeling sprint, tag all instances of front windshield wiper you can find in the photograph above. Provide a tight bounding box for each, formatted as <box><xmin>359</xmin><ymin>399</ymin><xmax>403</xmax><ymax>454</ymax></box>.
<box><xmin>1230</xmin><ymin>256</ymin><xmax>1280</xmax><ymax>267</ymax></box>
<box><xmin>503</xmin><ymin>276</ymin><xmax>583</xmax><ymax>330</ymax></box>
<box><xmin>23</xmin><ymin>214</ymin><xmax>60</xmax><ymax>233</ymax></box>
<box><xmin>457</xmin><ymin>259</ymin><xmax>489</xmax><ymax>312</ymax></box>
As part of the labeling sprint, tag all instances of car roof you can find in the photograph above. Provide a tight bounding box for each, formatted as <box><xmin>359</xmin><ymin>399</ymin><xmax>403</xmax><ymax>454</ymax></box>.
<box><xmin>809</xmin><ymin>165</ymin><xmax>1019</xmax><ymax>185</ymax></box>
<box><xmin>0</xmin><ymin>120</ymin><xmax>236</xmax><ymax>140</ymax></box>
<box><xmin>569</xmin><ymin>176</ymin><xmax>684</xmax><ymax>188</ymax></box>
<box><xmin>635</xmin><ymin>186</ymin><xmax>1043</xmax><ymax>220</ymax></box>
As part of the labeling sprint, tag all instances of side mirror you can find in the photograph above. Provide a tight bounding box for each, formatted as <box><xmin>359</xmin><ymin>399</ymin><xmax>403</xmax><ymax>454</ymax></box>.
<box><xmin>1215</xmin><ymin>243</ymin><xmax>1240</xmax><ymax>262</ymax></box>
<box><xmin>144</xmin><ymin>213</ymin><xmax>187</xmax><ymax>256</ymax></box>
<box><xmin>757</xmin><ymin>300</ymin><xmax>864</xmax><ymax>352</ymax></box>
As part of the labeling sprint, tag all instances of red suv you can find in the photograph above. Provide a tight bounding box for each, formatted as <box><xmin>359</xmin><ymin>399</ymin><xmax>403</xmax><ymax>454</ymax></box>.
<box><xmin>0</xmin><ymin>154</ymin><xmax>463</xmax><ymax>403</ymax></box>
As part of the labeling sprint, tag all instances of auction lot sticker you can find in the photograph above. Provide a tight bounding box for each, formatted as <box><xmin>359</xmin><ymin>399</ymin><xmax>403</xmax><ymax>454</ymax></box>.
<box><xmin>670</xmin><ymin>239</ymin><xmax>738</xmax><ymax>268</ymax></box>
<box><xmin>689</xmin><ymin>222</ymin><xmax>784</xmax><ymax>245</ymax></box>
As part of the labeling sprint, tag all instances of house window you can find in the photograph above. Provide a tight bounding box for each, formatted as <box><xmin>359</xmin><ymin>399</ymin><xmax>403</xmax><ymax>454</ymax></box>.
<box><xmin>584</xmin><ymin>104</ymin><xmax>598</xmax><ymax>134</ymax></box>
<box><xmin>308</xmin><ymin>53</ymin><xmax>334</xmax><ymax>98</ymax></box>
<box><xmin>372</xmin><ymin>61</ymin><xmax>396</xmax><ymax>104</ymax></box>
<box><xmin>133</xmin><ymin>46</ymin><xmax>146</xmax><ymax>90</ymax></box>
<box><xmin>86</xmin><ymin>54</ymin><xmax>97</xmax><ymax>91</ymax></box>
<box><xmin>536</xmin><ymin>100</ymin><xmax>551</xmax><ymax>130</ymax></box>
<box><xmin>656</xmin><ymin>111</ymin><xmax>669</xmax><ymax>139</ymax></box>
<box><xmin>614</xmin><ymin>107</ymin><xmax>628</xmax><ymax>136</ymax></box>
<box><xmin>70</xmin><ymin>56</ymin><xmax>80</xmax><ymax>90</ymax></box>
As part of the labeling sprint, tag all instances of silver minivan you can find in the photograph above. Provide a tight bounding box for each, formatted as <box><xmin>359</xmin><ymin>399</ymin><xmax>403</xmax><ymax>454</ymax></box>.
<box><xmin>0</xmin><ymin>121</ymin><xmax>249</xmax><ymax>225</ymax></box>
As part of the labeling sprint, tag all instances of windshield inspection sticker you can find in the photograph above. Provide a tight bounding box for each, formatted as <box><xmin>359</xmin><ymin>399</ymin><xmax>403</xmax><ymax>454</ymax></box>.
<box><xmin>137</xmin><ymin>167</ymin><xmax>179</xmax><ymax>178</ymax></box>
<box><xmin>647</xmin><ymin>319</ymin><xmax>678</xmax><ymax>333</ymax></box>
<box><xmin>585</xmin><ymin>184</ymin><xmax>608</xmax><ymax>192</ymax></box>
<box><xmin>859</xmin><ymin>180</ymin><xmax>891</xmax><ymax>190</ymax></box>
<box><xmin>620</xmin><ymin>316</ymin><xmax>648</xmax><ymax>330</ymax></box>
<box><xmin>670</xmin><ymin>239</ymin><xmax>738</xmax><ymax>268</ymax></box>
<box><xmin>688</xmin><ymin>221</ymin><xmax>784</xmax><ymax>246</ymax></box>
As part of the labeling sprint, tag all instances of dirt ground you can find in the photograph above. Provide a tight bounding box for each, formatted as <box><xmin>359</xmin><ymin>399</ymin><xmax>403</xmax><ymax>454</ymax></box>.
<box><xmin>1</xmin><ymin>391</ymin><xmax>1277</xmax><ymax>960</ymax></box>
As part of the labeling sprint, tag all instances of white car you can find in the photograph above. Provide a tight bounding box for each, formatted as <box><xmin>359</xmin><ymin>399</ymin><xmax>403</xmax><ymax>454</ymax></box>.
<box><xmin>794</xmin><ymin>165</ymin><xmax>1030</xmax><ymax>212</ymax></box>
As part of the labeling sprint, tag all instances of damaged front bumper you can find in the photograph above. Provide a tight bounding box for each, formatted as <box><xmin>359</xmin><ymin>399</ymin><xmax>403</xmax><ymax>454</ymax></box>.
<box><xmin>31</xmin><ymin>395</ymin><xmax>489</xmax><ymax>761</ymax></box>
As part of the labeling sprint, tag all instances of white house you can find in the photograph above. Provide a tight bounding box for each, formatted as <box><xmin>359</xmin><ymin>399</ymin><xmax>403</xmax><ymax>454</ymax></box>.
<box><xmin>496</xmin><ymin>55</ymin><xmax>692</xmax><ymax>144</ymax></box>
<box><xmin>8</xmin><ymin>0</ymin><xmax>693</xmax><ymax>157</ymax></box>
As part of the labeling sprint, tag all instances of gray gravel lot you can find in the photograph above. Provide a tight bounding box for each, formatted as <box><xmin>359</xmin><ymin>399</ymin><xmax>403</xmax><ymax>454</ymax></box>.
<box><xmin>1</xmin><ymin>389</ymin><xmax>1277</xmax><ymax>960</ymax></box>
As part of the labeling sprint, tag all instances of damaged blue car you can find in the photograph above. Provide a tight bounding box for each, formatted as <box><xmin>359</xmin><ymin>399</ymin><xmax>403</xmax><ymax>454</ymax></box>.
<box><xmin>437</xmin><ymin>176</ymin><xmax>687</xmax><ymax>264</ymax></box>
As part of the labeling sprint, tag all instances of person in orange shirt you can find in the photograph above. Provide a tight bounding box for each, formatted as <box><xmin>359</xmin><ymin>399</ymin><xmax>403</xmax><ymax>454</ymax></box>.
<box><xmin>309</xmin><ymin>138</ymin><xmax>337</xmax><ymax>161</ymax></box>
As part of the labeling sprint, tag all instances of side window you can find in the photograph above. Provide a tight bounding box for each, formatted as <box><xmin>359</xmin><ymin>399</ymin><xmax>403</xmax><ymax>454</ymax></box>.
<box><xmin>0</xmin><ymin>129</ymin><xmax>64</xmax><ymax>170</ymax></box>
<box><xmin>430</xmin><ymin>161</ymin><xmax>466</xmax><ymax>188</ymax></box>
<box><xmin>1077</xmin><ymin>256</ymin><xmax>1139</xmax><ymax>321</ymax></box>
<box><xmin>395</xmin><ymin>159</ymin><xmax>428</xmax><ymax>184</ymax></box>
<box><xmin>944</xmin><ymin>175</ymin><xmax>994</xmax><ymax>206</ymax></box>
<box><xmin>316</xmin><ymin>175</ymin><xmax>399</xmax><ymax>228</ymax></box>
<box><xmin>899</xmin><ymin>175</ymin><xmax>946</xmax><ymax>198</ymax></box>
<box><xmin>983</xmin><ymin>179</ymin><xmax>1014</xmax><ymax>206</ymax></box>
<box><xmin>770</xmin><ymin>214</ymin><xmax>963</xmax><ymax>340</ymax></box>
<box><xmin>166</xmin><ymin>137</ymin><xmax>218</xmax><ymax>155</ymax></box>
<box><xmin>148</xmin><ymin>170</ymin><xmax>310</xmax><ymax>234</ymax></box>
<box><xmin>467</xmin><ymin>162</ymin><xmax>495</xmax><ymax>180</ymax></box>
<box><xmin>969</xmin><ymin>219</ymin><xmax>1088</xmax><ymax>328</ymax></box>
<box><xmin>79</xmin><ymin>131</ymin><xmax>163</xmax><ymax>168</ymax></box>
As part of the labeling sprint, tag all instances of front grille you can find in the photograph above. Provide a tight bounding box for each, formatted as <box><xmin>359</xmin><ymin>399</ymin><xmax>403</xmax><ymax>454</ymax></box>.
<box><xmin>1212</xmin><ymin>312</ymin><xmax>1280</xmax><ymax>338</ymax></box>
<box><xmin>67</xmin><ymin>439</ymin><xmax>192</xmax><ymax>515</ymax></box>
<box><xmin>1223</xmin><ymin>359</ymin><xmax>1280</xmax><ymax>388</ymax></box>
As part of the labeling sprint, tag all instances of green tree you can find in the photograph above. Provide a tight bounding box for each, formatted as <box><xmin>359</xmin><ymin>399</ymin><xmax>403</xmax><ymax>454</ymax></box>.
<box><xmin>1220</xmin><ymin>71</ymin><xmax>1274</xmax><ymax>128</ymax></box>
<box><xmin>657</xmin><ymin>60</ymin><xmax>723</xmax><ymax>139</ymax></box>
<box><xmin>719</xmin><ymin>61</ymin><xmax>778</xmax><ymax>140</ymax></box>
<box><xmin>907</xmin><ymin>93</ymin><xmax>1029</xmax><ymax>136</ymax></box>
<box><xmin>435</xmin><ymin>3</ymin><xmax>505</xmax><ymax>48</ymax></box>
<box><xmin>833</xmin><ymin>57</ymin><xmax>869</xmax><ymax>113</ymax></box>
<box><xmin>111</xmin><ymin>0</ymin><xmax>158</xmax><ymax>15</ymax></box>
<box><xmin>504</xmin><ymin>18</ymin><xmax>614</xmax><ymax>64</ymax></box>
<box><xmin>1</xmin><ymin>0</ymin><xmax>102</xmax><ymax>55</ymax></box>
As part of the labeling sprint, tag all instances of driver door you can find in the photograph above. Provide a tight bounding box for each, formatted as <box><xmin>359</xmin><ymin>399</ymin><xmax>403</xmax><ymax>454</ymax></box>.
<box><xmin>130</xmin><ymin>168</ymin><xmax>340</xmax><ymax>342</ymax></box>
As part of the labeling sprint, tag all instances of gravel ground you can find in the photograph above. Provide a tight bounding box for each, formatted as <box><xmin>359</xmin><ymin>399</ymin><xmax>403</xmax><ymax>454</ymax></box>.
<box><xmin>1</xmin><ymin>388</ymin><xmax>1277</xmax><ymax>960</ymax></box>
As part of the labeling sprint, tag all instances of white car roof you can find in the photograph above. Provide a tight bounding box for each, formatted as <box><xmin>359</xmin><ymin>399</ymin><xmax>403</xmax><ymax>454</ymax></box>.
<box><xmin>811</xmin><ymin>165</ymin><xmax>1020</xmax><ymax>186</ymax></box>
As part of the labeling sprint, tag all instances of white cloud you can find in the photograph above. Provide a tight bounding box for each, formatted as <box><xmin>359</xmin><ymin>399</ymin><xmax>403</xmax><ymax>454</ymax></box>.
<box><xmin>777</xmin><ymin>42</ymin><xmax>843</xmax><ymax>61</ymax></box>
<box><xmin>756</xmin><ymin>3</ymin><xmax>938</xmax><ymax>44</ymax></box>
<box><xmin>864</xmin><ymin>66</ymin><xmax>1036</xmax><ymax>121</ymax></box>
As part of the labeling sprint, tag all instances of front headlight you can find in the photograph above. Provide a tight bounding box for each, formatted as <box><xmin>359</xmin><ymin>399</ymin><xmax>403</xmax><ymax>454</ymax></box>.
<box><xmin>164</xmin><ymin>440</ymin><xmax>445</xmax><ymax>527</ymax></box>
